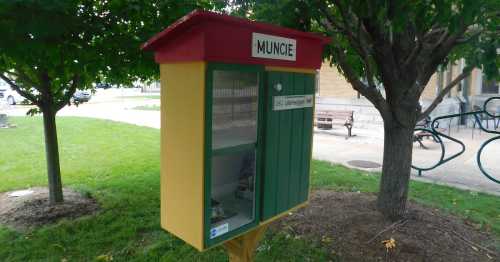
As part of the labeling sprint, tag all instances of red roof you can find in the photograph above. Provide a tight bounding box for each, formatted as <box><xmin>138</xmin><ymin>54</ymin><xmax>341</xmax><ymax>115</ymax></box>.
<box><xmin>142</xmin><ymin>10</ymin><xmax>329</xmax><ymax>69</ymax></box>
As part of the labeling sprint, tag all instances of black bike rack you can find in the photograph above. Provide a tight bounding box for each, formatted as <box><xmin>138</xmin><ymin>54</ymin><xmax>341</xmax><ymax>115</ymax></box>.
<box><xmin>412</xmin><ymin>96</ymin><xmax>500</xmax><ymax>184</ymax></box>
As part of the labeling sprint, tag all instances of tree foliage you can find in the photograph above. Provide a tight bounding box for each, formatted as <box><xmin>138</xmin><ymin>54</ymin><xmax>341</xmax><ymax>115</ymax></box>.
<box><xmin>234</xmin><ymin>0</ymin><xmax>499</xmax><ymax>219</ymax></box>
<box><xmin>0</xmin><ymin>0</ymin><xmax>226</xmax><ymax>105</ymax></box>
<box><xmin>0</xmin><ymin>0</ymin><xmax>226</xmax><ymax>203</ymax></box>
<box><xmin>237</xmin><ymin>0</ymin><xmax>499</xmax><ymax>105</ymax></box>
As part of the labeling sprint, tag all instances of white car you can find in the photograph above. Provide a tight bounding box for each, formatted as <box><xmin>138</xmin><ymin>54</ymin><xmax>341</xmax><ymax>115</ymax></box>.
<box><xmin>0</xmin><ymin>87</ymin><xmax>25</xmax><ymax>105</ymax></box>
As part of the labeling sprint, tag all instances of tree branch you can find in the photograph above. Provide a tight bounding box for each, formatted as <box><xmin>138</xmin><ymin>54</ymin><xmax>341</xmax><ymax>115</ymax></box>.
<box><xmin>55</xmin><ymin>74</ymin><xmax>80</xmax><ymax>111</ymax></box>
<box><xmin>316</xmin><ymin>2</ymin><xmax>389</xmax><ymax>119</ymax></box>
<box><xmin>317</xmin><ymin>4</ymin><xmax>378</xmax><ymax>89</ymax></box>
<box><xmin>455</xmin><ymin>27</ymin><xmax>483</xmax><ymax>44</ymax></box>
<box><xmin>0</xmin><ymin>73</ymin><xmax>40</xmax><ymax>105</ymax></box>
<box><xmin>320</xmin><ymin>18</ymin><xmax>377</xmax><ymax>83</ymax></box>
<box><xmin>416</xmin><ymin>20</ymin><xmax>470</xmax><ymax>97</ymax></box>
<box><xmin>423</xmin><ymin>27</ymin><xmax>447</xmax><ymax>41</ymax></box>
<box><xmin>418</xmin><ymin>67</ymin><xmax>472</xmax><ymax>121</ymax></box>
<box><xmin>11</xmin><ymin>67</ymin><xmax>41</xmax><ymax>91</ymax></box>
<box><xmin>403</xmin><ymin>30</ymin><xmax>423</xmax><ymax>68</ymax></box>
<box><xmin>324</xmin><ymin>35</ymin><xmax>390</xmax><ymax>119</ymax></box>
<box><xmin>318</xmin><ymin>1</ymin><xmax>372</xmax><ymax>59</ymax></box>
<box><xmin>430</xmin><ymin>29</ymin><xmax>450</xmax><ymax>51</ymax></box>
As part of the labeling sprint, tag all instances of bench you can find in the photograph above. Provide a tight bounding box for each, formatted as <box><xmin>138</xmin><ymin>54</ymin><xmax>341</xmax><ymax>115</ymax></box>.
<box><xmin>413</xmin><ymin>116</ymin><xmax>446</xmax><ymax>149</ymax></box>
<box><xmin>314</xmin><ymin>110</ymin><xmax>354</xmax><ymax>137</ymax></box>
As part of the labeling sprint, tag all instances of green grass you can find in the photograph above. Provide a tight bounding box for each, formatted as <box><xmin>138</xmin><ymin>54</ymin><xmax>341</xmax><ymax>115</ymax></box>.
<box><xmin>0</xmin><ymin>117</ymin><xmax>330</xmax><ymax>261</ymax></box>
<box><xmin>120</xmin><ymin>95</ymin><xmax>160</xmax><ymax>100</ymax></box>
<box><xmin>132</xmin><ymin>105</ymin><xmax>161</xmax><ymax>111</ymax></box>
<box><xmin>0</xmin><ymin>117</ymin><xmax>498</xmax><ymax>261</ymax></box>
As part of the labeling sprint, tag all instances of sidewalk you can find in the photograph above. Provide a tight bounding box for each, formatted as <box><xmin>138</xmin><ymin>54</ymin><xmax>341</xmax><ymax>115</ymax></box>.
<box><xmin>313</xmin><ymin>126</ymin><xmax>500</xmax><ymax>196</ymax></box>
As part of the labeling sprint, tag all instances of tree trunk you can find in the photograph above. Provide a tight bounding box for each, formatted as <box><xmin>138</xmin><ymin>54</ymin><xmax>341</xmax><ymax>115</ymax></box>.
<box><xmin>377</xmin><ymin>121</ymin><xmax>414</xmax><ymax>220</ymax></box>
<box><xmin>42</xmin><ymin>108</ymin><xmax>64</xmax><ymax>204</ymax></box>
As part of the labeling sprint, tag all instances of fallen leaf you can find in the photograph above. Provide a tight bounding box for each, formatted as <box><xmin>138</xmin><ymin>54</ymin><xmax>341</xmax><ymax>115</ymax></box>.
<box><xmin>382</xmin><ymin>238</ymin><xmax>396</xmax><ymax>251</ymax></box>
<box><xmin>96</xmin><ymin>254</ymin><xmax>113</xmax><ymax>261</ymax></box>
<box><xmin>321</xmin><ymin>235</ymin><xmax>332</xmax><ymax>244</ymax></box>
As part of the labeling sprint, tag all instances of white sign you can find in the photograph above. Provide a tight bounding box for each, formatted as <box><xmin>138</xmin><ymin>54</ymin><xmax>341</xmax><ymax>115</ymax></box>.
<box><xmin>273</xmin><ymin>95</ymin><xmax>314</xmax><ymax>111</ymax></box>
<box><xmin>210</xmin><ymin>223</ymin><xmax>229</xmax><ymax>239</ymax></box>
<box><xmin>252</xmin><ymin>33</ymin><xmax>296</xmax><ymax>61</ymax></box>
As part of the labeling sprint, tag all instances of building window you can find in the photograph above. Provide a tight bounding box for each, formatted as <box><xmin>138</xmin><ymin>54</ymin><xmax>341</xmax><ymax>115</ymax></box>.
<box><xmin>482</xmin><ymin>79</ymin><xmax>499</xmax><ymax>94</ymax></box>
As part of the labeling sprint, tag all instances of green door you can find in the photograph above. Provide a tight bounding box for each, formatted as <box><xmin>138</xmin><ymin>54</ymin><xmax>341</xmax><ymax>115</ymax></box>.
<box><xmin>261</xmin><ymin>71</ymin><xmax>315</xmax><ymax>220</ymax></box>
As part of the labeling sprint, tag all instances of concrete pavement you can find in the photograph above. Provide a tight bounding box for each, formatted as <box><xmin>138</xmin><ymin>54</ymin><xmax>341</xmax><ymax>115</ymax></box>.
<box><xmin>1</xmin><ymin>88</ymin><xmax>162</xmax><ymax>129</ymax></box>
<box><xmin>314</xmin><ymin>126</ymin><xmax>500</xmax><ymax>196</ymax></box>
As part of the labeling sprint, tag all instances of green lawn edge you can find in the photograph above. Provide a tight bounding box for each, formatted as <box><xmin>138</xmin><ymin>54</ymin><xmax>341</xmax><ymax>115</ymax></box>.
<box><xmin>131</xmin><ymin>105</ymin><xmax>161</xmax><ymax>111</ymax></box>
<box><xmin>0</xmin><ymin>116</ymin><xmax>497</xmax><ymax>261</ymax></box>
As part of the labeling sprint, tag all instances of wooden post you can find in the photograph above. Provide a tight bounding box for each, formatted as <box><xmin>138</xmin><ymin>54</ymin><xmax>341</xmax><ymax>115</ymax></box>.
<box><xmin>224</xmin><ymin>224</ymin><xmax>268</xmax><ymax>262</ymax></box>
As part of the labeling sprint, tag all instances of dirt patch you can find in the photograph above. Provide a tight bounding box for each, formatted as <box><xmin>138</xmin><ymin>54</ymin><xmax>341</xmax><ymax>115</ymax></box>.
<box><xmin>273</xmin><ymin>190</ymin><xmax>499</xmax><ymax>262</ymax></box>
<box><xmin>0</xmin><ymin>187</ymin><xmax>99</xmax><ymax>230</ymax></box>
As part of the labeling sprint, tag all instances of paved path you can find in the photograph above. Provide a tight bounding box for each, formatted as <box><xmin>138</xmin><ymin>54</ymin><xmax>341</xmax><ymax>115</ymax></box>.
<box><xmin>2</xmin><ymin>91</ymin><xmax>499</xmax><ymax>195</ymax></box>
<box><xmin>314</xmin><ymin>127</ymin><xmax>500</xmax><ymax>196</ymax></box>
<box><xmin>2</xmin><ymin>88</ymin><xmax>162</xmax><ymax>129</ymax></box>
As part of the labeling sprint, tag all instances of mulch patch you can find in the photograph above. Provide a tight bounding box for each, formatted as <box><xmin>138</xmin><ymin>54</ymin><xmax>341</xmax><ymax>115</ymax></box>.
<box><xmin>272</xmin><ymin>190</ymin><xmax>499</xmax><ymax>262</ymax></box>
<box><xmin>0</xmin><ymin>187</ymin><xmax>100</xmax><ymax>231</ymax></box>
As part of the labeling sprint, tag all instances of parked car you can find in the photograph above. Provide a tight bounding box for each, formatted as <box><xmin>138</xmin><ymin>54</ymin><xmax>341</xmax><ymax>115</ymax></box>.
<box><xmin>95</xmin><ymin>83</ymin><xmax>112</xmax><ymax>89</ymax></box>
<box><xmin>0</xmin><ymin>87</ymin><xmax>25</xmax><ymax>105</ymax></box>
<box><xmin>73</xmin><ymin>90</ymin><xmax>92</xmax><ymax>103</ymax></box>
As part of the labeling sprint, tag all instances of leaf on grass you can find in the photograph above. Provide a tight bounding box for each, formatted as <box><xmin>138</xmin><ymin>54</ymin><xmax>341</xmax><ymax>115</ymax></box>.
<box><xmin>96</xmin><ymin>254</ymin><xmax>113</xmax><ymax>261</ymax></box>
<box><xmin>382</xmin><ymin>238</ymin><xmax>396</xmax><ymax>251</ymax></box>
<box><xmin>321</xmin><ymin>235</ymin><xmax>332</xmax><ymax>244</ymax></box>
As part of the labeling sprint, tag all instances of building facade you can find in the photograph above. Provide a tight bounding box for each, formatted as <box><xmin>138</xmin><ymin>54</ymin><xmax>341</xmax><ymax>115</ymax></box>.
<box><xmin>317</xmin><ymin>61</ymin><xmax>499</xmax><ymax>129</ymax></box>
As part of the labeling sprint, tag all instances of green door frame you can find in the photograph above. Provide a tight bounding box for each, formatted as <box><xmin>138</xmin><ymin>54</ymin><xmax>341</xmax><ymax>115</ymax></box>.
<box><xmin>204</xmin><ymin>62</ymin><xmax>265</xmax><ymax>248</ymax></box>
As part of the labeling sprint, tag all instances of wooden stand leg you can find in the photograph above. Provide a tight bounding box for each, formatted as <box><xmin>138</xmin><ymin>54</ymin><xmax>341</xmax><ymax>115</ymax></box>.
<box><xmin>224</xmin><ymin>224</ymin><xmax>268</xmax><ymax>262</ymax></box>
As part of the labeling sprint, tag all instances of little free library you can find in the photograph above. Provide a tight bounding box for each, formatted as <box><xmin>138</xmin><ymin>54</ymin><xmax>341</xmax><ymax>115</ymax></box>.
<box><xmin>143</xmin><ymin>10</ymin><xmax>328</xmax><ymax>252</ymax></box>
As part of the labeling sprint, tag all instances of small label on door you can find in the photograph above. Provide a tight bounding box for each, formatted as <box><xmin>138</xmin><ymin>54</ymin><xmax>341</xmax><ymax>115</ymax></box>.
<box><xmin>273</xmin><ymin>95</ymin><xmax>313</xmax><ymax>111</ymax></box>
<box><xmin>210</xmin><ymin>223</ymin><xmax>229</xmax><ymax>239</ymax></box>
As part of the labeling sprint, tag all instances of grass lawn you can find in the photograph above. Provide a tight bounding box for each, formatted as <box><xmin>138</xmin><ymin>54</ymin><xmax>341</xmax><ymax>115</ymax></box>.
<box><xmin>120</xmin><ymin>95</ymin><xmax>160</xmax><ymax>100</ymax></box>
<box><xmin>0</xmin><ymin>117</ymin><xmax>498</xmax><ymax>261</ymax></box>
<box><xmin>132</xmin><ymin>105</ymin><xmax>161</xmax><ymax>111</ymax></box>
<box><xmin>0</xmin><ymin>117</ymin><xmax>328</xmax><ymax>261</ymax></box>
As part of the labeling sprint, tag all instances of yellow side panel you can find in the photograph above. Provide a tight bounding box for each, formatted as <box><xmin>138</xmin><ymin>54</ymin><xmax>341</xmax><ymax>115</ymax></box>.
<box><xmin>160</xmin><ymin>62</ymin><xmax>206</xmax><ymax>251</ymax></box>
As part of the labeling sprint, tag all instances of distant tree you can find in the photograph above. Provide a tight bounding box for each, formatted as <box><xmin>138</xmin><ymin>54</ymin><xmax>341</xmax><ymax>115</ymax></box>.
<box><xmin>236</xmin><ymin>0</ymin><xmax>499</xmax><ymax>219</ymax></box>
<box><xmin>0</xmin><ymin>0</ymin><xmax>226</xmax><ymax>204</ymax></box>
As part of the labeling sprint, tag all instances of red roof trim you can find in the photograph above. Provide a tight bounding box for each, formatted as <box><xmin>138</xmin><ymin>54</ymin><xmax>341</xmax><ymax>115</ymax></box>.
<box><xmin>142</xmin><ymin>10</ymin><xmax>330</xmax><ymax>51</ymax></box>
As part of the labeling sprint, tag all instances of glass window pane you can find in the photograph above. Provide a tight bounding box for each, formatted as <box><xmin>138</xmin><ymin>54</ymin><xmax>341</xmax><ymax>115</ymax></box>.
<box><xmin>210</xmin><ymin>150</ymin><xmax>256</xmax><ymax>238</ymax></box>
<box><xmin>212</xmin><ymin>70</ymin><xmax>259</xmax><ymax>150</ymax></box>
<box><xmin>482</xmin><ymin>80</ymin><xmax>499</xmax><ymax>94</ymax></box>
